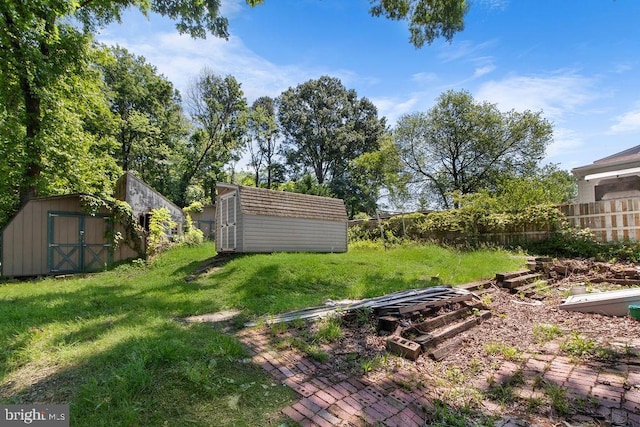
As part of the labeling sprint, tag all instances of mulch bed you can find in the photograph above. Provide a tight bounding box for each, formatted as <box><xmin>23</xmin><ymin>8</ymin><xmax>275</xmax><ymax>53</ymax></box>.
<box><xmin>264</xmin><ymin>258</ymin><xmax>640</xmax><ymax>425</ymax></box>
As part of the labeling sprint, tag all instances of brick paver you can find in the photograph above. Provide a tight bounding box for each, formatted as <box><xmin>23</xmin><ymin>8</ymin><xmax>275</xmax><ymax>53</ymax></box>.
<box><xmin>238</xmin><ymin>327</ymin><xmax>640</xmax><ymax>426</ymax></box>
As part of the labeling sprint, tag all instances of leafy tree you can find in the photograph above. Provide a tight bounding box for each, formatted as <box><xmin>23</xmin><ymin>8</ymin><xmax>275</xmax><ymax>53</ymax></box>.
<box><xmin>99</xmin><ymin>46</ymin><xmax>189</xmax><ymax>202</ymax></box>
<box><xmin>182</xmin><ymin>69</ymin><xmax>247</xmax><ymax>206</ymax></box>
<box><xmin>278</xmin><ymin>76</ymin><xmax>385</xmax><ymax>201</ymax></box>
<box><xmin>370</xmin><ymin>0</ymin><xmax>468</xmax><ymax>47</ymax></box>
<box><xmin>496</xmin><ymin>164</ymin><xmax>577</xmax><ymax>209</ymax></box>
<box><xmin>276</xmin><ymin>174</ymin><xmax>333</xmax><ymax>197</ymax></box>
<box><xmin>0</xmin><ymin>0</ymin><xmax>230</xmax><ymax>208</ymax></box>
<box><xmin>244</xmin><ymin>96</ymin><xmax>280</xmax><ymax>188</ymax></box>
<box><xmin>0</xmin><ymin>42</ymin><xmax>121</xmax><ymax>225</ymax></box>
<box><xmin>394</xmin><ymin>89</ymin><xmax>553</xmax><ymax>209</ymax></box>
<box><xmin>348</xmin><ymin>134</ymin><xmax>410</xmax><ymax>216</ymax></box>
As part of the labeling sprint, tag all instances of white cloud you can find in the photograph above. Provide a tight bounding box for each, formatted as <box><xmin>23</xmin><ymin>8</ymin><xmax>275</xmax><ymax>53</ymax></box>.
<box><xmin>544</xmin><ymin>127</ymin><xmax>585</xmax><ymax>162</ymax></box>
<box><xmin>99</xmin><ymin>30</ymin><xmax>323</xmax><ymax>103</ymax></box>
<box><xmin>437</xmin><ymin>39</ymin><xmax>497</xmax><ymax>63</ymax></box>
<box><xmin>475</xmin><ymin>72</ymin><xmax>597</xmax><ymax>121</ymax></box>
<box><xmin>473</xmin><ymin>64</ymin><xmax>495</xmax><ymax>78</ymax></box>
<box><xmin>412</xmin><ymin>72</ymin><xmax>438</xmax><ymax>85</ymax></box>
<box><xmin>477</xmin><ymin>0</ymin><xmax>510</xmax><ymax>10</ymax></box>
<box><xmin>612</xmin><ymin>62</ymin><xmax>633</xmax><ymax>74</ymax></box>
<box><xmin>371</xmin><ymin>96</ymin><xmax>420</xmax><ymax>124</ymax></box>
<box><xmin>611</xmin><ymin>108</ymin><xmax>640</xmax><ymax>133</ymax></box>
<box><xmin>97</xmin><ymin>14</ymin><xmax>383</xmax><ymax>106</ymax></box>
<box><xmin>220</xmin><ymin>0</ymin><xmax>245</xmax><ymax>17</ymax></box>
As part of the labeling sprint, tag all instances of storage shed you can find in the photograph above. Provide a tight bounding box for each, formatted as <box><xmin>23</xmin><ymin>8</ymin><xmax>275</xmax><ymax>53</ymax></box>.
<box><xmin>189</xmin><ymin>205</ymin><xmax>216</xmax><ymax>240</ymax></box>
<box><xmin>114</xmin><ymin>172</ymin><xmax>185</xmax><ymax>233</ymax></box>
<box><xmin>1</xmin><ymin>172</ymin><xmax>186</xmax><ymax>278</ymax></box>
<box><xmin>216</xmin><ymin>184</ymin><xmax>348</xmax><ymax>253</ymax></box>
<box><xmin>0</xmin><ymin>194</ymin><xmax>138</xmax><ymax>277</ymax></box>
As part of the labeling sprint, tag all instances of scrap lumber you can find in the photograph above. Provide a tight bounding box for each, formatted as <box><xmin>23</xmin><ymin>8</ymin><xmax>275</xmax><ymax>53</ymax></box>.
<box><xmin>245</xmin><ymin>286</ymin><xmax>468</xmax><ymax>326</ymax></box>
<box><xmin>428</xmin><ymin>337</ymin><xmax>464</xmax><ymax>361</ymax></box>
<box><xmin>590</xmin><ymin>277</ymin><xmax>640</xmax><ymax>286</ymax></box>
<box><xmin>414</xmin><ymin>310</ymin><xmax>491</xmax><ymax>349</ymax></box>
<box><xmin>495</xmin><ymin>270</ymin><xmax>531</xmax><ymax>282</ymax></box>
<box><xmin>456</xmin><ymin>279</ymin><xmax>493</xmax><ymax>292</ymax></box>
<box><xmin>502</xmin><ymin>273</ymin><xmax>543</xmax><ymax>289</ymax></box>
<box><xmin>398</xmin><ymin>293</ymin><xmax>473</xmax><ymax>314</ymax></box>
<box><xmin>377</xmin><ymin>315</ymin><xmax>400</xmax><ymax>333</ymax></box>
<box><xmin>511</xmin><ymin>280</ymin><xmax>548</xmax><ymax>295</ymax></box>
<box><xmin>406</xmin><ymin>301</ymin><xmax>484</xmax><ymax>334</ymax></box>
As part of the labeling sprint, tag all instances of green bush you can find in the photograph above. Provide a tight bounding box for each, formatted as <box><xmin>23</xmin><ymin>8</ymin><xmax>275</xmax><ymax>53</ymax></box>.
<box><xmin>180</xmin><ymin>213</ymin><xmax>204</xmax><ymax>247</ymax></box>
<box><xmin>524</xmin><ymin>227</ymin><xmax>600</xmax><ymax>258</ymax></box>
<box><xmin>147</xmin><ymin>208</ymin><xmax>177</xmax><ymax>257</ymax></box>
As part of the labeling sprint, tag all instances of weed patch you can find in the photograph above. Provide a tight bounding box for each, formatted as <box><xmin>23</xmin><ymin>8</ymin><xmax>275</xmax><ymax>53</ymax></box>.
<box><xmin>484</xmin><ymin>341</ymin><xmax>522</xmax><ymax>360</ymax></box>
<box><xmin>533</xmin><ymin>323</ymin><xmax>563</xmax><ymax>343</ymax></box>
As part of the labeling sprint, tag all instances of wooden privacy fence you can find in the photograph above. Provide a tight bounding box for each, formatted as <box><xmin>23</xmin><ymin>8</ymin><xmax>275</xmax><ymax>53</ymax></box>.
<box><xmin>559</xmin><ymin>198</ymin><xmax>640</xmax><ymax>242</ymax></box>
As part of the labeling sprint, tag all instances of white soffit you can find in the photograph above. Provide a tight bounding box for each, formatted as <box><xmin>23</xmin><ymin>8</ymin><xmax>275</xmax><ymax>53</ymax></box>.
<box><xmin>584</xmin><ymin>167</ymin><xmax>640</xmax><ymax>181</ymax></box>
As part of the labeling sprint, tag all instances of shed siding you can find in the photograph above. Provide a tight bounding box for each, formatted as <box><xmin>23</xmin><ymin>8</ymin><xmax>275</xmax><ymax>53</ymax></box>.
<box><xmin>1</xmin><ymin>196</ymin><xmax>139</xmax><ymax>277</ymax></box>
<box><xmin>115</xmin><ymin>172</ymin><xmax>184</xmax><ymax>226</ymax></box>
<box><xmin>3</xmin><ymin>197</ymin><xmax>81</xmax><ymax>276</ymax></box>
<box><xmin>237</xmin><ymin>197</ymin><xmax>244</xmax><ymax>252</ymax></box>
<box><xmin>190</xmin><ymin>205</ymin><xmax>216</xmax><ymax>239</ymax></box>
<box><xmin>242</xmin><ymin>215</ymin><xmax>347</xmax><ymax>253</ymax></box>
<box><xmin>216</xmin><ymin>183</ymin><xmax>348</xmax><ymax>254</ymax></box>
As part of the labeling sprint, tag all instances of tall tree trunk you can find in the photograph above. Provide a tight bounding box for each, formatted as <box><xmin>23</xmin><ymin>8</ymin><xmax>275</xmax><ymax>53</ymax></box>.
<box><xmin>19</xmin><ymin>77</ymin><xmax>42</xmax><ymax>206</ymax></box>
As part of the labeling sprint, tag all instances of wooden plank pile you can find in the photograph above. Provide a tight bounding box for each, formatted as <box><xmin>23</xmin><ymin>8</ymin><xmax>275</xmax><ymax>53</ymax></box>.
<box><xmin>247</xmin><ymin>285</ymin><xmax>494</xmax><ymax>361</ymax></box>
<box><xmin>379</xmin><ymin>282</ymin><xmax>493</xmax><ymax>361</ymax></box>
<box><xmin>247</xmin><ymin>286</ymin><xmax>472</xmax><ymax>326</ymax></box>
<box><xmin>495</xmin><ymin>257</ymin><xmax>553</xmax><ymax>298</ymax></box>
<box><xmin>496</xmin><ymin>270</ymin><xmax>547</xmax><ymax>297</ymax></box>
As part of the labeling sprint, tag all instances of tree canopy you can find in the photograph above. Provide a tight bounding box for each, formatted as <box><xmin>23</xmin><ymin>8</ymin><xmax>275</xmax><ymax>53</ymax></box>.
<box><xmin>99</xmin><ymin>45</ymin><xmax>189</xmax><ymax>200</ymax></box>
<box><xmin>278</xmin><ymin>76</ymin><xmax>385</xmax><ymax>185</ymax></box>
<box><xmin>244</xmin><ymin>96</ymin><xmax>280</xmax><ymax>189</ymax></box>
<box><xmin>277</xmin><ymin>76</ymin><xmax>386</xmax><ymax>214</ymax></box>
<box><xmin>0</xmin><ymin>0</ymin><xmax>230</xmax><ymax>216</ymax></box>
<box><xmin>370</xmin><ymin>0</ymin><xmax>468</xmax><ymax>47</ymax></box>
<box><xmin>182</xmin><ymin>69</ymin><xmax>247</xmax><ymax>206</ymax></box>
<box><xmin>2</xmin><ymin>0</ymin><xmax>578</xmax><ymax>226</ymax></box>
<box><xmin>394</xmin><ymin>90</ymin><xmax>553</xmax><ymax>209</ymax></box>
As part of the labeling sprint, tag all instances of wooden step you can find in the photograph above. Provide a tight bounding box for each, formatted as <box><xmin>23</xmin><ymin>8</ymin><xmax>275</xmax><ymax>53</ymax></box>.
<box><xmin>427</xmin><ymin>337</ymin><xmax>464</xmax><ymax>361</ymax></box>
<box><xmin>456</xmin><ymin>280</ymin><xmax>493</xmax><ymax>292</ymax></box>
<box><xmin>398</xmin><ymin>293</ymin><xmax>473</xmax><ymax>314</ymax></box>
<box><xmin>511</xmin><ymin>280</ymin><xmax>548</xmax><ymax>295</ymax></box>
<box><xmin>502</xmin><ymin>273</ymin><xmax>543</xmax><ymax>289</ymax></box>
<box><xmin>413</xmin><ymin>310</ymin><xmax>491</xmax><ymax>350</ymax></box>
<box><xmin>404</xmin><ymin>301</ymin><xmax>483</xmax><ymax>335</ymax></box>
<box><xmin>495</xmin><ymin>270</ymin><xmax>530</xmax><ymax>282</ymax></box>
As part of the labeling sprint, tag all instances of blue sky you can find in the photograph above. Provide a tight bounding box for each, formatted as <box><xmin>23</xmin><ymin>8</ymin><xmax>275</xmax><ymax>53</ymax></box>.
<box><xmin>97</xmin><ymin>0</ymin><xmax>640</xmax><ymax>173</ymax></box>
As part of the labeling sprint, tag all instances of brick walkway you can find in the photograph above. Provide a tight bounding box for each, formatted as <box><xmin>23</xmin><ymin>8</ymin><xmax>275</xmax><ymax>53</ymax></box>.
<box><xmin>237</xmin><ymin>328</ymin><xmax>640</xmax><ymax>426</ymax></box>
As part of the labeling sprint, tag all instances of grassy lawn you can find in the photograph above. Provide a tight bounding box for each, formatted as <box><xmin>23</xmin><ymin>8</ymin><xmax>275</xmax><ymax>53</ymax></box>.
<box><xmin>0</xmin><ymin>241</ymin><xmax>525</xmax><ymax>426</ymax></box>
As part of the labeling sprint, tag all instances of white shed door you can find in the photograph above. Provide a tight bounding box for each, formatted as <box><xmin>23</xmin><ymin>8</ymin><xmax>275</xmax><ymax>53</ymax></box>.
<box><xmin>219</xmin><ymin>191</ymin><xmax>237</xmax><ymax>251</ymax></box>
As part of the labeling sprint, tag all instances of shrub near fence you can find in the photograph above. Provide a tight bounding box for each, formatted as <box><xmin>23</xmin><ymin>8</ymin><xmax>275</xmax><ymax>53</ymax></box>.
<box><xmin>348</xmin><ymin>205</ymin><xmax>564</xmax><ymax>247</ymax></box>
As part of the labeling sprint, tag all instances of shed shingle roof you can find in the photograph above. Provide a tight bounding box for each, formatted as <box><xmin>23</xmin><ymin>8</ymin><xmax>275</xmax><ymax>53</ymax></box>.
<box><xmin>222</xmin><ymin>185</ymin><xmax>347</xmax><ymax>222</ymax></box>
